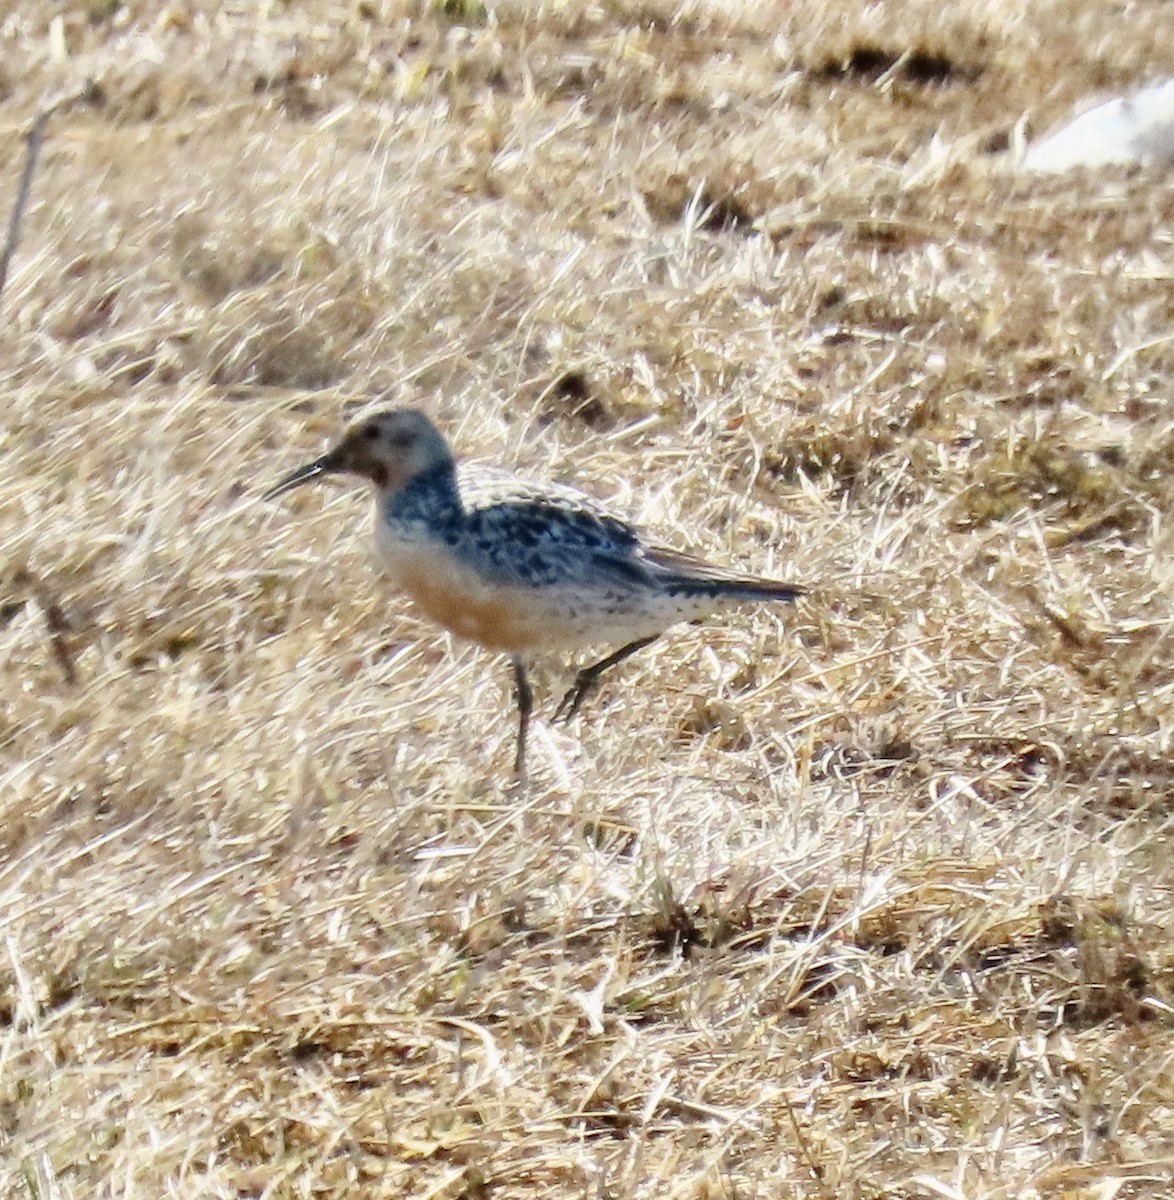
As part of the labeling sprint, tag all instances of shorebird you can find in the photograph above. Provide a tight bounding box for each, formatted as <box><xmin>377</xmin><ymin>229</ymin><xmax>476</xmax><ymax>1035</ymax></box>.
<box><xmin>264</xmin><ymin>409</ymin><xmax>804</xmax><ymax>776</ymax></box>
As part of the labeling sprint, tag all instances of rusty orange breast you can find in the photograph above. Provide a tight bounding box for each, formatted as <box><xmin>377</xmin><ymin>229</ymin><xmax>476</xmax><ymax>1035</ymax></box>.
<box><xmin>379</xmin><ymin>543</ymin><xmax>557</xmax><ymax>654</ymax></box>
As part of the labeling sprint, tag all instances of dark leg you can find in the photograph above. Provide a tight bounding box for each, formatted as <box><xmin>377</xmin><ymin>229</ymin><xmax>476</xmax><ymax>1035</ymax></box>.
<box><xmin>511</xmin><ymin>658</ymin><xmax>533</xmax><ymax>778</ymax></box>
<box><xmin>553</xmin><ymin>636</ymin><xmax>660</xmax><ymax>724</ymax></box>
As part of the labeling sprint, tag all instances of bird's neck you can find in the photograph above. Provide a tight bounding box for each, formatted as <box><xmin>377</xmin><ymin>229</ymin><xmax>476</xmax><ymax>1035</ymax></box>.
<box><xmin>382</xmin><ymin>462</ymin><xmax>463</xmax><ymax>531</ymax></box>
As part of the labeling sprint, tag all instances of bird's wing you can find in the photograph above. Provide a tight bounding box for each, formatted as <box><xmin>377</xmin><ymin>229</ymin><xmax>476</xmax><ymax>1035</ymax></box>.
<box><xmin>456</xmin><ymin>464</ymin><xmax>633</xmax><ymax>526</ymax></box>
<box><xmin>453</xmin><ymin>463</ymin><xmax>802</xmax><ymax>600</ymax></box>
<box><xmin>454</xmin><ymin>465</ymin><xmax>642</xmax><ymax>586</ymax></box>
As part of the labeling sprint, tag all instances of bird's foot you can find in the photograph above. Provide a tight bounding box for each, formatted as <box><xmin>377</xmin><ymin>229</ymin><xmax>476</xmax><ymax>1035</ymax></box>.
<box><xmin>552</xmin><ymin>673</ymin><xmax>594</xmax><ymax>724</ymax></box>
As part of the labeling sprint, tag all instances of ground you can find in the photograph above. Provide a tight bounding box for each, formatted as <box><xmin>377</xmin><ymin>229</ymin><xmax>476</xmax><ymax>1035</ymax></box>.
<box><xmin>2</xmin><ymin>2</ymin><xmax>1174</xmax><ymax>1197</ymax></box>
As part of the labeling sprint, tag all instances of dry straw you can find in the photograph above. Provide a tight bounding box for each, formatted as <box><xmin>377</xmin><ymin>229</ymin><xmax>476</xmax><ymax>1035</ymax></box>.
<box><xmin>1</xmin><ymin>1</ymin><xmax>1173</xmax><ymax>1197</ymax></box>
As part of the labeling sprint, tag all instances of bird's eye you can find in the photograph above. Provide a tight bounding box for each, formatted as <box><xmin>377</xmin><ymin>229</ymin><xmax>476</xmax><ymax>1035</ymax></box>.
<box><xmin>363</xmin><ymin>424</ymin><xmax>380</xmax><ymax>441</ymax></box>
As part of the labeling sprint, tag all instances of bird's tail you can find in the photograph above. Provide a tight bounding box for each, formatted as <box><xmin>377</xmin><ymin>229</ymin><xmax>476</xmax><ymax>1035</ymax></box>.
<box><xmin>727</xmin><ymin>579</ymin><xmax>804</xmax><ymax>603</ymax></box>
<box><xmin>639</xmin><ymin>544</ymin><xmax>805</xmax><ymax>604</ymax></box>
<box><xmin>678</xmin><ymin>577</ymin><xmax>805</xmax><ymax>604</ymax></box>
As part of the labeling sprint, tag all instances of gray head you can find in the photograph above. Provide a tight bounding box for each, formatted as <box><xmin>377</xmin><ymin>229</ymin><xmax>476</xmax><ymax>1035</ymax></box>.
<box><xmin>263</xmin><ymin>409</ymin><xmax>454</xmax><ymax>500</ymax></box>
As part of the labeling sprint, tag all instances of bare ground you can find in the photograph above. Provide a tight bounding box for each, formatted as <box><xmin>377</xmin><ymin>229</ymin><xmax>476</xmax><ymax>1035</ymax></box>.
<box><xmin>2</xmin><ymin>2</ymin><xmax>1174</xmax><ymax>1197</ymax></box>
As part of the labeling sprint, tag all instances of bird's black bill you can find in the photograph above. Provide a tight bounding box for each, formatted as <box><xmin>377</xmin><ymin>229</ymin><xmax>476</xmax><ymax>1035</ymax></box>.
<box><xmin>261</xmin><ymin>457</ymin><xmax>331</xmax><ymax>502</ymax></box>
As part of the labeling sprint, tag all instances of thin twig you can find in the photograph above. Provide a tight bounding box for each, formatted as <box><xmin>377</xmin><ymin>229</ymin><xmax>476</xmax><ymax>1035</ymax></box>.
<box><xmin>12</xmin><ymin>567</ymin><xmax>77</xmax><ymax>685</ymax></box>
<box><xmin>782</xmin><ymin>1088</ymin><xmax>835</xmax><ymax>1200</ymax></box>
<box><xmin>0</xmin><ymin>81</ymin><xmax>98</xmax><ymax>310</ymax></box>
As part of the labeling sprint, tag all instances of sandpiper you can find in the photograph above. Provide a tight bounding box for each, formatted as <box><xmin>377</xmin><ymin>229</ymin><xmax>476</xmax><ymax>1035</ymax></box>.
<box><xmin>264</xmin><ymin>409</ymin><xmax>804</xmax><ymax>776</ymax></box>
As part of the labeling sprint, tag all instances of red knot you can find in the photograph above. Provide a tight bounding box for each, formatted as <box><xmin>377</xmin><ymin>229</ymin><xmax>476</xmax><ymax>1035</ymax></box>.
<box><xmin>264</xmin><ymin>409</ymin><xmax>804</xmax><ymax>776</ymax></box>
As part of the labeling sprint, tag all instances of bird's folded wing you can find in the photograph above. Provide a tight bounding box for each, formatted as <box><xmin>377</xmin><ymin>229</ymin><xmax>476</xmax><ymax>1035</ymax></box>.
<box><xmin>636</xmin><ymin>542</ymin><xmax>806</xmax><ymax>599</ymax></box>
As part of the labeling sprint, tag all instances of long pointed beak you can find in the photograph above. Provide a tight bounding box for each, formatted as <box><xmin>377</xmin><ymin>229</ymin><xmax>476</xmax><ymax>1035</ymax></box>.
<box><xmin>261</xmin><ymin>456</ymin><xmax>333</xmax><ymax>502</ymax></box>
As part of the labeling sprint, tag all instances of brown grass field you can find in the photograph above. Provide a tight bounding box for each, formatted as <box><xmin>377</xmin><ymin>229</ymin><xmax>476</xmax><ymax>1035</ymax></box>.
<box><xmin>2</xmin><ymin>1</ymin><xmax>1174</xmax><ymax>1196</ymax></box>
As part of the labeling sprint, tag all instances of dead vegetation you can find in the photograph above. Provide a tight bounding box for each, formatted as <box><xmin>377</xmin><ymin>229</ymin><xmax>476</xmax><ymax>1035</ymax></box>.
<box><xmin>2</xmin><ymin>0</ymin><xmax>1174</xmax><ymax>1196</ymax></box>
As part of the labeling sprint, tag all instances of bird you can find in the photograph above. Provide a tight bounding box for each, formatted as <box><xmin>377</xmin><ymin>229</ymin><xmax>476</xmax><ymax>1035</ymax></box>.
<box><xmin>263</xmin><ymin>408</ymin><xmax>804</xmax><ymax>777</ymax></box>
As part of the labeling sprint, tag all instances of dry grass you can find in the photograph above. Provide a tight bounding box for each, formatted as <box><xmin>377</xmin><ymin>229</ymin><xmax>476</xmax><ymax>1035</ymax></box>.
<box><xmin>2</xmin><ymin>1</ymin><xmax>1174</xmax><ymax>1196</ymax></box>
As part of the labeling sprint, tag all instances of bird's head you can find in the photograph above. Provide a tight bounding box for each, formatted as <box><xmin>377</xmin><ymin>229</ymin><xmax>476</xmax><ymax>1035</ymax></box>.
<box><xmin>263</xmin><ymin>408</ymin><xmax>454</xmax><ymax>500</ymax></box>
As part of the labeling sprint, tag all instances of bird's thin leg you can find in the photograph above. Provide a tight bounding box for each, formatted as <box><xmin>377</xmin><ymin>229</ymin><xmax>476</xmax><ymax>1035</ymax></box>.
<box><xmin>511</xmin><ymin>658</ymin><xmax>533</xmax><ymax>778</ymax></box>
<box><xmin>553</xmin><ymin>635</ymin><xmax>660</xmax><ymax>724</ymax></box>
